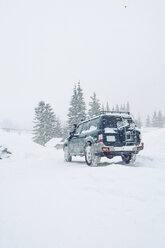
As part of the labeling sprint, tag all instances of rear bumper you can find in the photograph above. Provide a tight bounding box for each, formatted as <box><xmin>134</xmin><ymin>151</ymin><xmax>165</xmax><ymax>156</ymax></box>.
<box><xmin>94</xmin><ymin>142</ymin><xmax>144</xmax><ymax>155</ymax></box>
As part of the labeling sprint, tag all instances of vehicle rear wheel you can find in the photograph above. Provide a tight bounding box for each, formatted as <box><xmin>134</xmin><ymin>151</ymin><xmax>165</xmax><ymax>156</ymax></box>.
<box><xmin>106</xmin><ymin>154</ymin><xmax>114</xmax><ymax>159</ymax></box>
<box><xmin>64</xmin><ymin>146</ymin><xmax>72</xmax><ymax>162</ymax></box>
<box><xmin>85</xmin><ymin>144</ymin><xmax>101</xmax><ymax>166</ymax></box>
<box><xmin>121</xmin><ymin>153</ymin><xmax>136</xmax><ymax>164</ymax></box>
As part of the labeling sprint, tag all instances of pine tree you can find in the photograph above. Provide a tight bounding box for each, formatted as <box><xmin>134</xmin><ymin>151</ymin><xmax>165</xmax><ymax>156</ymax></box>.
<box><xmin>33</xmin><ymin>101</ymin><xmax>45</xmax><ymax>145</ymax></box>
<box><xmin>33</xmin><ymin>101</ymin><xmax>57</xmax><ymax>145</ymax></box>
<box><xmin>135</xmin><ymin>116</ymin><xmax>142</xmax><ymax>128</ymax></box>
<box><xmin>68</xmin><ymin>85</ymin><xmax>78</xmax><ymax>129</ymax></box>
<box><xmin>44</xmin><ymin>103</ymin><xmax>57</xmax><ymax>141</ymax></box>
<box><xmin>88</xmin><ymin>92</ymin><xmax>101</xmax><ymax>117</ymax></box>
<box><xmin>106</xmin><ymin>102</ymin><xmax>110</xmax><ymax>111</ymax></box>
<box><xmin>101</xmin><ymin>104</ymin><xmax>105</xmax><ymax>112</ymax></box>
<box><xmin>152</xmin><ymin>111</ymin><xmax>158</xmax><ymax>127</ymax></box>
<box><xmin>120</xmin><ymin>104</ymin><xmax>126</xmax><ymax>112</ymax></box>
<box><xmin>123</xmin><ymin>103</ymin><xmax>126</xmax><ymax>112</ymax></box>
<box><xmin>55</xmin><ymin>117</ymin><xmax>62</xmax><ymax>138</ymax></box>
<box><xmin>157</xmin><ymin>111</ymin><xmax>164</xmax><ymax>128</ymax></box>
<box><xmin>145</xmin><ymin>115</ymin><xmax>151</xmax><ymax>127</ymax></box>
<box><xmin>61</xmin><ymin>122</ymin><xmax>69</xmax><ymax>140</ymax></box>
<box><xmin>77</xmin><ymin>82</ymin><xmax>86</xmax><ymax>121</ymax></box>
<box><xmin>126</xmin><ymin>101</ymin><xmax>130</xmax><ymax>112</ymax></box>
<box><xmin>115</xmin><ymin>104</ymin><xmax>119</xmax><ymax>112</ymax></box>
<box><xmin>67</xmin><ymin>83</ymin><xmax>86</xmax><ymax>130</ymax></box>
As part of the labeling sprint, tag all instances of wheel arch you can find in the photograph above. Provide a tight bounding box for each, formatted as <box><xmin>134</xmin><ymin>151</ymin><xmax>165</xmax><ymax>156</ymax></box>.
<box><xmin>84</xmin><ymin>136</ymin><xmax>95</xmax><ymax>148</ymax></box>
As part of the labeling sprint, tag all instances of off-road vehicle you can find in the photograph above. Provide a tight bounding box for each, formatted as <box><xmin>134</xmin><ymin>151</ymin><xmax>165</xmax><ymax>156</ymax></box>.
<box><xmin>63</xmin><ymin>111</ymin><xmax>144</xmax><ymax>166</ymax></box>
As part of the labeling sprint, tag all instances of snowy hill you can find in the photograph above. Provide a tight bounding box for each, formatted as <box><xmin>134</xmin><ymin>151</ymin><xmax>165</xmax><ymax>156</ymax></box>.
<box><xmin>0</xmin><ymin>128</ymin><xmax>165</xmax><ymax>248</ymax></box>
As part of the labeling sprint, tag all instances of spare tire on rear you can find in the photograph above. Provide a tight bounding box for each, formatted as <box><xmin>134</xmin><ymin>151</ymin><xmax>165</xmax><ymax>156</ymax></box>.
<box><xmin>121</xmin><ymin>153</ymin><xmax>136</xmax><ymax>164</ymax></box>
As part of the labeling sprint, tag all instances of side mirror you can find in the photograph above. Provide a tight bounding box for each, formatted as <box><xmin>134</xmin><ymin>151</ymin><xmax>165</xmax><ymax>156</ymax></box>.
<box><xmin>73</xmin><ymin>124</ymin><xmax>77</xmax><ymax>129</ymax></box>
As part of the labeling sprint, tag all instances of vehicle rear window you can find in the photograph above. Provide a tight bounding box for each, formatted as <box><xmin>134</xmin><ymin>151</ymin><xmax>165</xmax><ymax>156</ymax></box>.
<box><xmin>89</xmin><ymin>118</ymin><xmax>99</xmax><ymax>129</ymax></box>
<box><xmin>102</xmin><ymin>116</ymin><xmax>135</xmax><ymax>129</ymax></box>
<box><xmin>102</xmin><ymin>116</ymin><xmax>118</xmax><ymax>128</ymax></box>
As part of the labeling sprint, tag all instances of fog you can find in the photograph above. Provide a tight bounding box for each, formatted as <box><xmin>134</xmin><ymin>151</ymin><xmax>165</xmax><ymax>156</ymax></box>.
<box><xmin>0</xmin><ymin>0</ymin><xmax>165</xmax><ymax>128</ymax></box>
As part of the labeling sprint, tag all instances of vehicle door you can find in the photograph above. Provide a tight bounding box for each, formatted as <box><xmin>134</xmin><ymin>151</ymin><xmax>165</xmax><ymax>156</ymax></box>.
<box><xmin>69</xmin><ymin>124</ymin><xmax>83</xmax><ymax>154</ymax></box>
<box><xmin>78</xmin><ymin>121</ymin><xmax>90</xmax><ymax>153</ymax></box>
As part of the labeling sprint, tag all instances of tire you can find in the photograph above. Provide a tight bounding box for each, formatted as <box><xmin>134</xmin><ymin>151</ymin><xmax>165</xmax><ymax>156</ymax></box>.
<box><xmin>85</xmin><ymin>143</ymin><xmax>101</xmax><ymax>166</ymax></box>
<box><xmin>106</xmin><ymin>155</ymin><xmax>114</xmax><ymax>159</ymax></box>
<box><xmin>121</xmin><ymin>153</ymin><xmax>136</xmax><ymax>164</ymax></box>
<box><xmin>64</xmin><ymin>146</ymin><xmax>72</xmax><ymax>162</ymax></box>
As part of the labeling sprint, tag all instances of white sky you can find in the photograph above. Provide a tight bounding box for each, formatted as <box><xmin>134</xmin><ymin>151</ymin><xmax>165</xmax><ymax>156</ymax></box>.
<box><xmin>0</xmin><ymin>0</ymin><xmax>165</xmax><ymax>128</ymax></box>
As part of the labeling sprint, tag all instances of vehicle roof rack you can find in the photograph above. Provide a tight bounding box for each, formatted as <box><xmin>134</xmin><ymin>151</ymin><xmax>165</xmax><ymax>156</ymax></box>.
<box><xmin>100</xmin><ymin>111</ymin><xmax>130</xmax><ymax>115</ymax></box>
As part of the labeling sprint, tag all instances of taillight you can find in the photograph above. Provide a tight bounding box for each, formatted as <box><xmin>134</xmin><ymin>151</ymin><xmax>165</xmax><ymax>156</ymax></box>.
<box><xmin>98</xmin><ymin>134</ymin><xmax>103</xmax><ymax>143</ymax></box>
<box><xmin>139</xmin><ymin>134</ymin><xmax>142</xmax><ymax>143</ymax></box>
<box><xmin>102</xmin><ymin>147</ymin><xmax>109</xmax><ymax>151</ymax></box>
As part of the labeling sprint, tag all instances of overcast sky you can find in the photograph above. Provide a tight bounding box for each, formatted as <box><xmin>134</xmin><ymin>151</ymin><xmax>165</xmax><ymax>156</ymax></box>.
<box><xmin>0</xmin><ymin>0</ymin><xmax>165</xmax><ymax>128</ymax></box>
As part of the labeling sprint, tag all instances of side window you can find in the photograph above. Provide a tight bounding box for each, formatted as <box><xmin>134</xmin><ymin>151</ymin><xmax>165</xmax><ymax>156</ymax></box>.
<box><xmin>81</xmin><ymin>122</ymin><xmax>90</xmax><ymax>134</ymax></box>
<box><xmin>89</xmin><ymin>118</ymin><xmax>99</xmax><ymax>131</ymax></box>
<box><xmin>80</xmin><ymin>119</ymin><xmax>99</xmax><ymax>134</ymax></box>
<box><xmin>75</xmin><ymin>124</ymin><xmax>82</xmax><ymax>134</ymax></box>
<box><xmin>102</xmin><ymin>117</ymin><xmax>117</xmax><ymax>128</ymax></box>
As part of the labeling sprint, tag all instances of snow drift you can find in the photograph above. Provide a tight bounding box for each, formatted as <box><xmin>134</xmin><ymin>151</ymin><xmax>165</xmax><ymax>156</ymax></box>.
<box><xmin>0</xmin><ymin>128</ymin><xmax>165</xmax><ymax>248</ymax></box>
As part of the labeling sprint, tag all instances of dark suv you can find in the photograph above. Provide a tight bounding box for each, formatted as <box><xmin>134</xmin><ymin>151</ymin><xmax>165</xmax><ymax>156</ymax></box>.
<box><xmin>63</xmin><ymin>111</ymin><xmax>144</xmax><ymax>166</ymax></box>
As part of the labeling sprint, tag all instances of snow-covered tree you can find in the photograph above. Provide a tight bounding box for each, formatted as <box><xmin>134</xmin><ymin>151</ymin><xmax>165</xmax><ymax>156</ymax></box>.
<box><xmin>88</xmin><ymin>92</ymin><xmax>101</xmax><ymax>117</ymax></box>
<box><xmin>157</xmin><ymin>111</ymin><xmax>164</xmax><ymax>128</ymax></box>
<box><xmin>55</xmin><ymin>117</ymin><xmax>62</xmax><ymax>138</ymax></box>
<box><xmin>145</xmin><ymin>115</ymin><xmax>151</xmax><ymax>127</ymax></box>
<box><xmin>67</xmin><ymin>85</ymin><xmax>78</xmax><ymax>129</ymax></box>
<box><xmin>61</xmin><ymin>122</ymin><xmax>69</xmax><ymax>140</ymax></box>
<box><xmin>33</xmin><ymin>101</ymin><xmax>57</xmax><ymax>146</ymax></box>
<box><xmin>67</xmin><ymin>83</ymin><xmax>86</xmax><ymax>129</ymax></box>
<box><xmin>33</xmin><ymin>101</ymin><xmax>45</xmax><ymax>145</ymax></box>
<box><xmin>106</xmin><ymin>102</ymin><xmax>110</xmax><ymax>111</ymax></box>
<box><xmin>135</xmin><ymin>116</ymin><xmax>142</xmax><ymax>128</ymax></box>
<box><xmin>77</xmin><ymin>82</ymin><xmax>86</xmax><ymax>121</ymax></box>
<box><xmin>115</xmin><ymin>104</ymin><xmax>119</xmax><ymax>112</ymax></box>
<box><xmin>101</xmin><ymin>104</ymin><xmax>105</xmax><ymax>112</ymax></box>
<box><xmin>120</xmin><ymin>104</ymin><xmax>126</xmax><ymax>112</ymax></box>
<box><xmin>152</xmin><ymin>111</ymin><xmax>158</xmax><ymax>127</ymax></box>
<box><xmin>126</xmin><ymin>101</ymin><xmax>130</xmax><ymax>112</ymax></box>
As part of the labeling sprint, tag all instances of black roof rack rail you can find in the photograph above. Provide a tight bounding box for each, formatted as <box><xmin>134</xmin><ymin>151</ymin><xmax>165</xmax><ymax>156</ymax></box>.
<box><xmin>100</xmin><ymin>111</ymin><xmax>130</xmax><ymax>115</ymax></box>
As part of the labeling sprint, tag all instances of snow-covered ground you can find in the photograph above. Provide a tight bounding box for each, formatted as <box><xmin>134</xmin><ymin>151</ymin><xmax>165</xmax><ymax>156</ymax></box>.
<box><xmin>0</xmin><ymin>128</ymin><xmax>165</xmax><ymax>248</ymax></box>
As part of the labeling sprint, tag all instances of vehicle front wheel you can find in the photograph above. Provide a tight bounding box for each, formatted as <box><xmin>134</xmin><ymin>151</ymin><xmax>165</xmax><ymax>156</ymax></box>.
<box><xmin>64</xmin><ymin>146</ymin><xmax>72</xmax><ymax>162</ymax></box>
<box><xmin>121</xmin><ymin>153</ymin><xmax>136</xmax><ymax>164</ymax></box>
<box><xmin>85</xmin><ymin>144</ymin><xmax>101</xmax><ymax>166</ymax></box>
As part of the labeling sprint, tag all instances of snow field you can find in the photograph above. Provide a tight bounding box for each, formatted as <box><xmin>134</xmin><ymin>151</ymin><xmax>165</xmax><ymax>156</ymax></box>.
<box><xmin>0</xmin><ymin>128</ymin><xmax>165</xmax><ymax>248</ymax></box>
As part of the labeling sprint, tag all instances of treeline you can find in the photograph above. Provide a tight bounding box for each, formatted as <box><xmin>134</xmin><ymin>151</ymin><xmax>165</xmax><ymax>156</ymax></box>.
<box><xmin>145</xmin><ymin>111</ymin><xmax>164</xmax><ymax>128</ymax></box>
<box><xmin>33</xmin><ymin>82</ymin><xmax>132</xmax><ymax>145</ymax></box>
<box><xmin>32</xmin><ymin>82</ymin><xmax>164</xmax><ymax>146</ymax></box>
